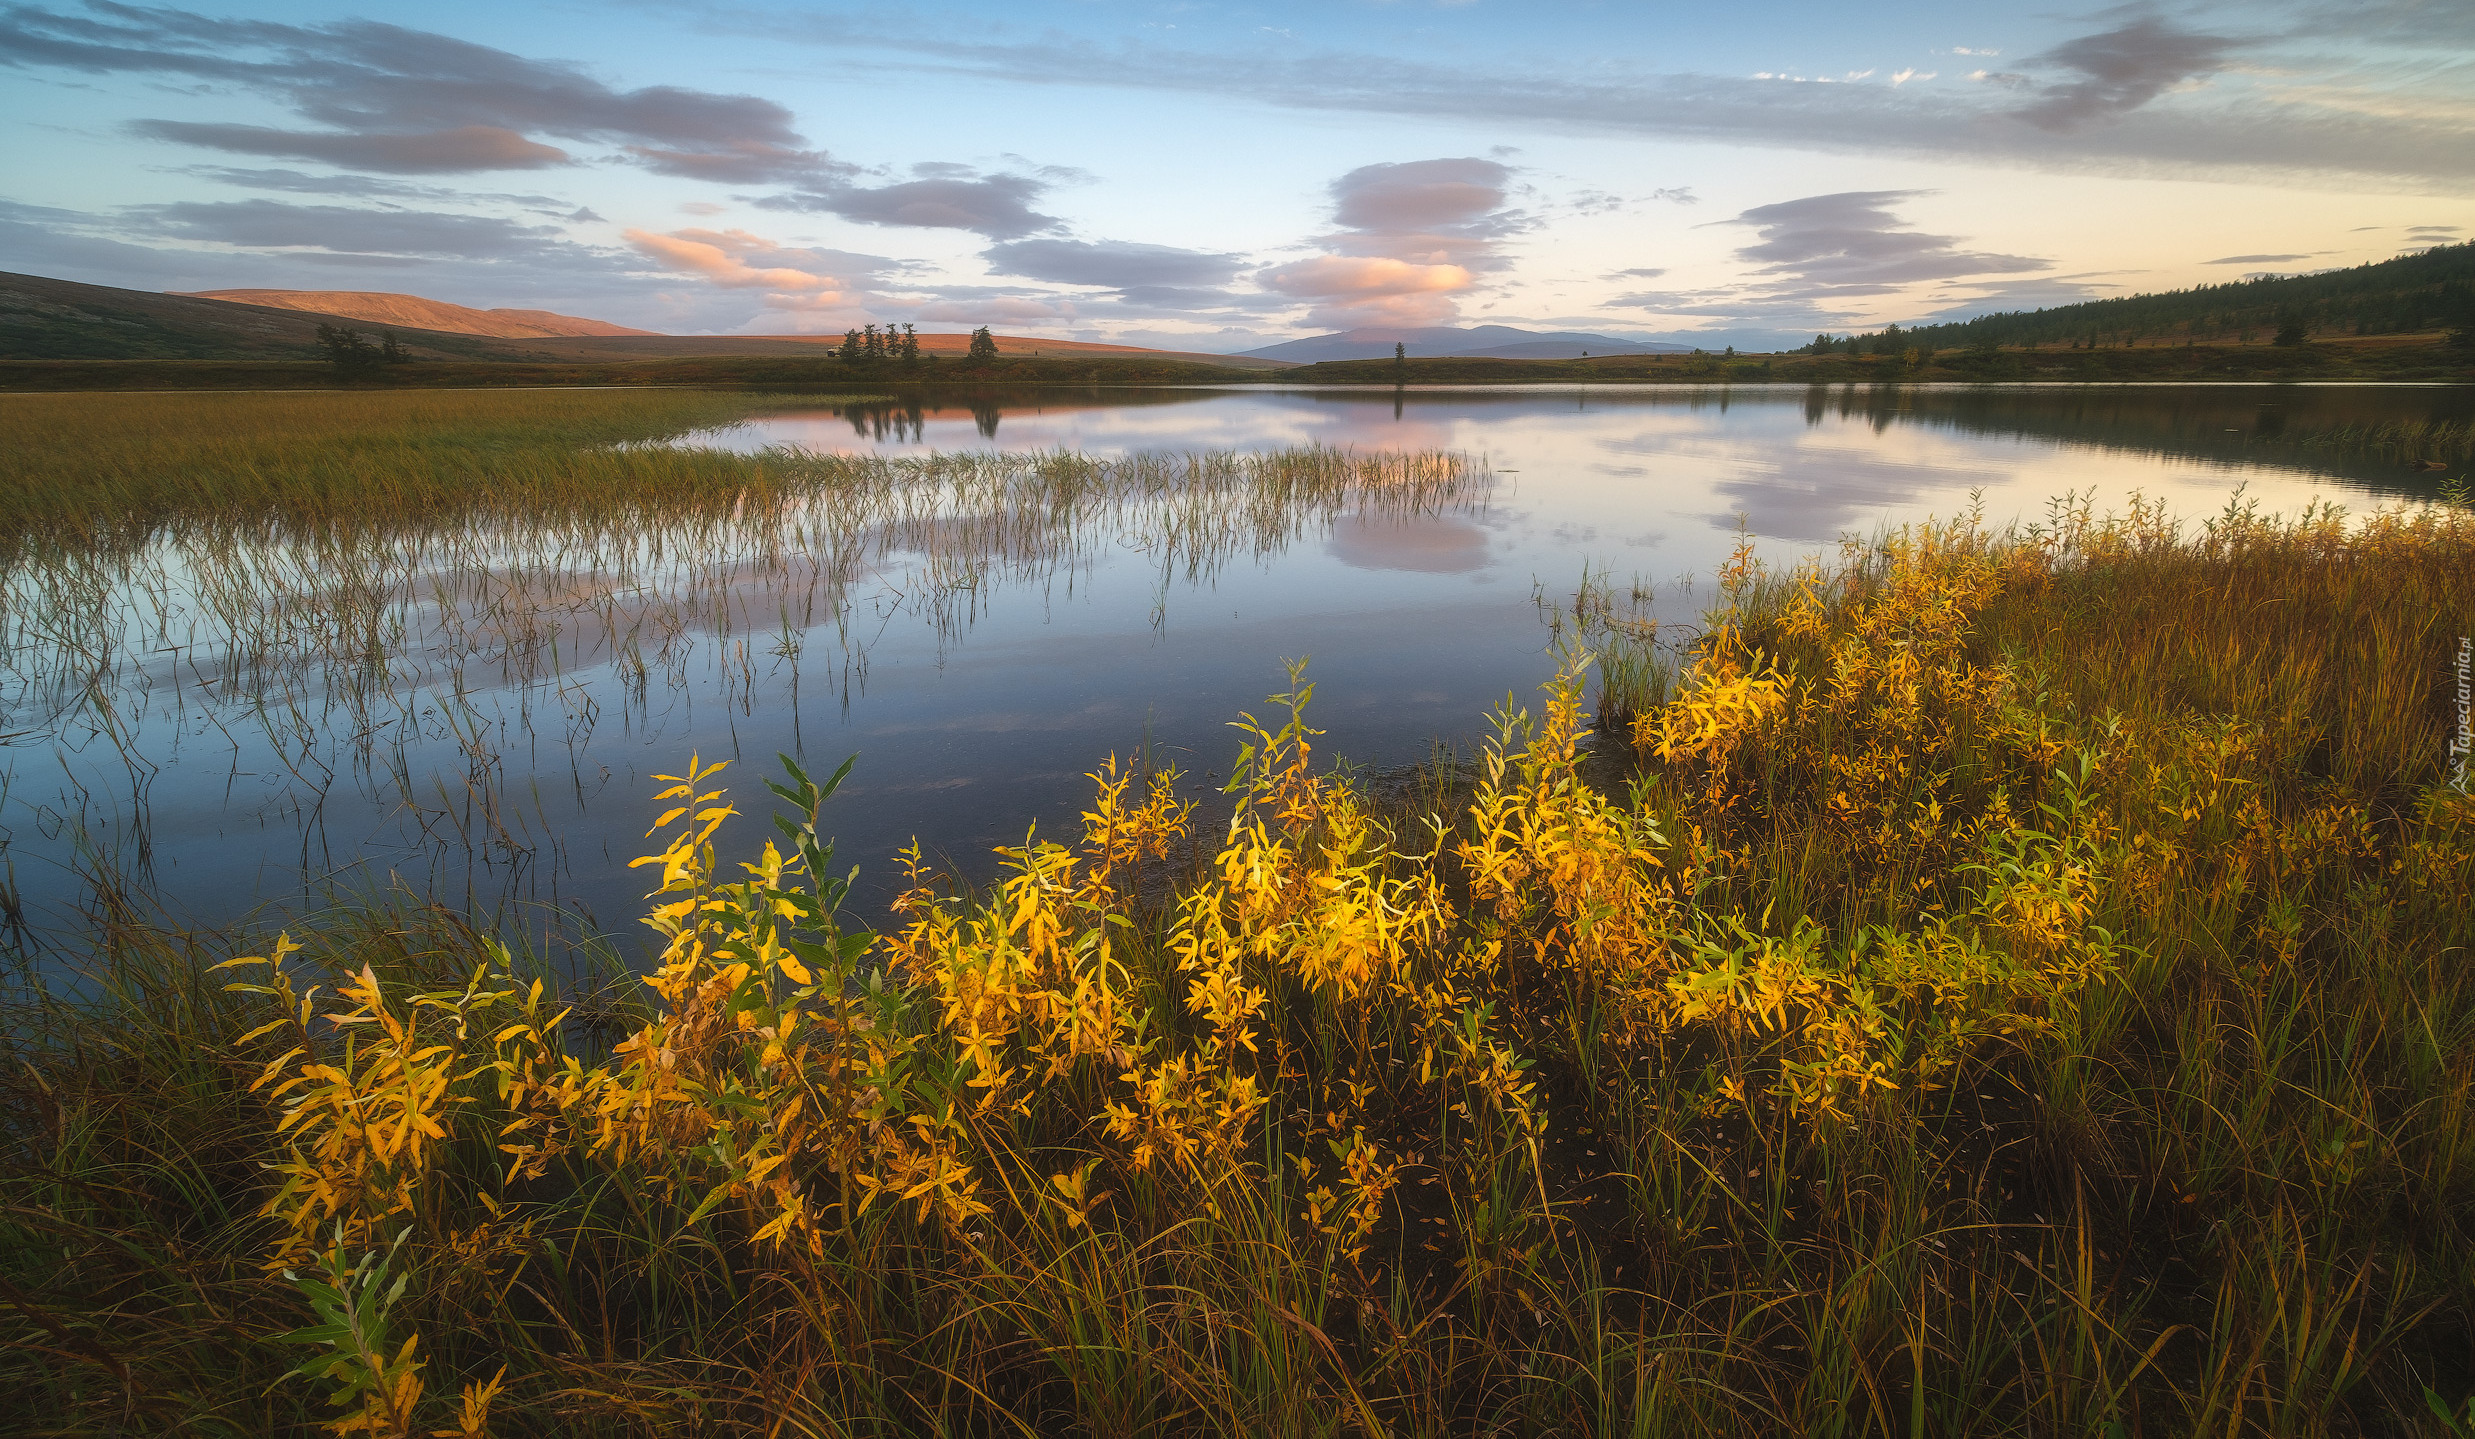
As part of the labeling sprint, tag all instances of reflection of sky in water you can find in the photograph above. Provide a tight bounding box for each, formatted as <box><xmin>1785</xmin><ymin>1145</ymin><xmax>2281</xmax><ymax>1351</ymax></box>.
<box><xmin>697</xmin><ymin>384</ymin><xmax>2460</xmax><ymax>556</ymax></box>
<box><xmin>10</xmin><ymin>384</ymin><xmax>2464</xmax><ymax>944</ymax></box>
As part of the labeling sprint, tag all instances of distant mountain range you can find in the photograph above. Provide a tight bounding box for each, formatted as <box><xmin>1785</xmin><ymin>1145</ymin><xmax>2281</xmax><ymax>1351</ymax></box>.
<box><xmin>178</xmin><ymin>289</ymin><xmax>658</xmax><ymax>339</ymax></box>
<box><xmin>1237</xmin><ymin>325</ymin><xmax>1691</xmax><ymax>362</ymax></box>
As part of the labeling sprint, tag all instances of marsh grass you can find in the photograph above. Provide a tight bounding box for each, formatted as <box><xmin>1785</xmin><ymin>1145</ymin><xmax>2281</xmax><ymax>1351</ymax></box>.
<box><xmin>1</xmin><ymin>390</ymin><xmax>1485</xmax><ymax>920</ymax></box>
<box><xmin>0</xmin><ymin>390</ymin><xmax>808</xmax><ymax>554</ymax></box>
<box><xmin>5</xmin><ymin>488</ymin><xmax>2470</xmax><ymax>1436</ymax></box>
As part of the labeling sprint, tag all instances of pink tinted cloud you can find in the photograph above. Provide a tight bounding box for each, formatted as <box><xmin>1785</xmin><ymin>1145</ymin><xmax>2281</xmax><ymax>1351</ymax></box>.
<box><xmin>1259</xmin><ymin>254</ymin><xmax>1474</xmax><ymax>326</ymax></box>
<box><xmin>626</xmin><ymin>227</ymin><xmax>843</xmax><ymax>293</ymax></box>
<box><xmin>1265</xmin><ymin>157</ymin><xmax>1518</xmax><ymax>326</ymax></box>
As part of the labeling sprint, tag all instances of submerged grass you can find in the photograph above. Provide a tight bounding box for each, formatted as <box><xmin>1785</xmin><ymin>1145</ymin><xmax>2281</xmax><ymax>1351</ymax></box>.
<box><xmin>5</xmin><ymin>491</ymin><xmax>2471</xmax><ymax>1435</ymax></box>
<box><xmin>0</xmin><ymin>390</ymin><xmax>1484</xmax><ymax>909</ymax></box>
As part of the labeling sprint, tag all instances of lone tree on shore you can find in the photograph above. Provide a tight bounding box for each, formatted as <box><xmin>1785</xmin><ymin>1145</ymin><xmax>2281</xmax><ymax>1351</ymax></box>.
<box><xmin>967</xmin><ymin>326</ymin><xmax>999</xmax><ymax>362</ymax></box>
<box><xmin>314</xmin><ymin>323</ymin><xmax>386</xmax><ymax>377</ymax></box>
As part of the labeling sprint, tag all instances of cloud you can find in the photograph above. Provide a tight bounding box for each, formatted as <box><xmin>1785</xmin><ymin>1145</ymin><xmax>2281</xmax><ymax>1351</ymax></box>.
<box><xmin>917</xmin><ymin>295</ymin><xmax>1075</xmax><ymax>323</ymax></box>
<box><xmin>1</xmin><ymin>195</ymin><xmax>787</xmax><ymax>331</ymax></box>
<box><xmin>1331</xmin><ymin>158</ymin><xmax>1512</xmax><ymax>236</ymax></box>
<box><xmin>1324</xmin><ymin>157</ymin><xmax>1522</xmax><ymax>267</ymax></box>
<box><xmin>626</xmin><ymin>228</ymin><xmax>840</xmax><ymax>292</ymax></box>
<box><xmin>1256</xmin><ymin>157</ymin><xmax>1522</xmax><ymax>327</ymax></box>
<box><xmin>0</xmin><ymin>6</ymin><xmax>834</xmax><ymax>181</ymax></box>
<box><xmin>0</xmin><ymin>197</ymin><xmax>238</xmax><ymax>283</ymax></box>
<box><xmin>139</xmin><ymin>199</ymin><xmax>570</xmax><ymax>258</ymax></box>
<box><xmin>178</xmin><ymin>166</ymin><xmax>437</xmax><ymax>197</ymax></box>
<box><xmin>2007</xmin><ymin>18</ymin><xmax>2240</xmax><ymax>132</ymax></box>
<box><xmin>1605</xmin><ymin>191</ymin><xmax>2055</xmax><ymax>332</ymax></box>
<box><xmin>2205</xmin><ymin>252</ymin><xmax>2321</xmax><ymax>264</ymax></box>
<box><xmin>629</xmin><ymin>140</ymin><xmax>848</xmax><ymax>186</ymax></box>
<box><xmin>748</xmin><ymin>19</ymin><xmax>2475</xmax><ymax>190</ymax></box>
<box><xmin>982</xmin><ymin>238</ymin><xmax>1242</xmax><ymax>289</ymax></box>
<box><xmin>624</xmin><ymin>226</ymin><xmax>915</xmax><ymax>325</ymax></box>
<box><xmin>131</xmin><ymin>120</ymin><xmax>568</xmax><ymax>173</ymax></box>
<box><xmin>1728</xmin><ymin>191</ymin><xmax>2049</xmax><ymax>296</ymax></box>
<box><xmin>1914</xmin><ymin>275</ymin><xmax>2126</xmax><ymax>321</ymax></box>
<box><xmin>763</xmin><ymin>171</ymin><xmax>1060</xmax><ymax>239</ymax></box>
<box><xmin>1258</xmin><ymin>255</ymin><xmax>1473</xmax><ymax>326</ymax></box>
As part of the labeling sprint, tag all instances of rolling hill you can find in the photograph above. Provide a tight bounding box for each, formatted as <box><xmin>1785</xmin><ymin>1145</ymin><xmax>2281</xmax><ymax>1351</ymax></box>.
<box><xmin>0</xmin><ymin>272</ymin><xmax>527</xmax><ymax>361</ymax></box>
<box><xmin>0</xmin><ymin>272</ymin><xmax>1292</xmax><ymax>368</ymax></box>
<box><xmin>181</xmin><ymin>289</ymin><xmax>656</xmax><ymax>339</ymax></box>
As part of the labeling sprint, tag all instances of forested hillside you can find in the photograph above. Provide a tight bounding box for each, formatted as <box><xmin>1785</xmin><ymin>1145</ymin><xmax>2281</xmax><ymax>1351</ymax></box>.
<box><xmin>1811</xmin><ymin>241</ymin><xmax>2475</xmax><ymax>354</ymax></box>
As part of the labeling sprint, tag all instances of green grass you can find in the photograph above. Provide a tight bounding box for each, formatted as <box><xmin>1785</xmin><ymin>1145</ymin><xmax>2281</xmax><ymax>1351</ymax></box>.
<box><xmin>4</xmin><ymin>490</ymin><xmax>2470</xmax><ymax>1436</ymax></box>
<box><xmin>0</xmin><ymin>388</ymin><xmax>798</xmax><ymax>550</ymax></box>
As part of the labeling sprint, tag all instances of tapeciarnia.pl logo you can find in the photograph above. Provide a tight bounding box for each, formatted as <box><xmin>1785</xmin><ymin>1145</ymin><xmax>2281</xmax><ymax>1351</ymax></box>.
<box><xmin>2452</xmin><ymin>636</ymin><xmax>2472</xmax><ymax>794</ymax></box>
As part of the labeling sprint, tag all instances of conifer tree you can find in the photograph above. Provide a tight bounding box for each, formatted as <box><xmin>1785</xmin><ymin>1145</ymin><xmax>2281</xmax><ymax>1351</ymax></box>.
<box><xmin>901</xmin><ymin>323</ymin><xmax>919</xmax><ymax>362</ymax></box>
<box><xmin>839</xmin><ymin>329</ymin><xmax>862</xmax><ymax>362</ymax></box>
<box><xmin>967</xmin><ymin>326</ymin><xmax>998</xmax><ymax>362</ymax></box>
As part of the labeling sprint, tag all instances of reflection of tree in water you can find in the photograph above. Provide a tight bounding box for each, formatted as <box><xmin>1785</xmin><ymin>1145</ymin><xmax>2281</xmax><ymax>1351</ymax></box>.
<box><xmin>840</xmin><ymin>400</ymin><xmax>926</xmax><ymax>443</ymax></box>
<box><xmin>813</xmin><ymin>396</ymin><xmax>1045</xmax><ymax>441</ymax></box>
<box><xmin>1786</xmin><ymin>383</ymin><xmax>2468</xmax><ymax>488</ymax></box>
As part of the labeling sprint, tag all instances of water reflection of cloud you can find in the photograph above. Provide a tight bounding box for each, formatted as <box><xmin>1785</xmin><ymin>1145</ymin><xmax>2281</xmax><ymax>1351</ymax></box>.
<box><xmin>1705</xmin><ymin>450</ymin><xmax>2007</xmax><ymax>542</ymax></box>
<box><xmin>1325</xmin><ymin>512</ymin><xmax>1493</xmax><ymax>573</ymax></box>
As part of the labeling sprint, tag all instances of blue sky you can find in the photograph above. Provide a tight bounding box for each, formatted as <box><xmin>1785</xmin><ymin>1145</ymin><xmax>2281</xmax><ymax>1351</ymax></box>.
<box><xmin>4</xmin><ymin>0</ymin><xmax>2470</xmax><ymax>350</ymax></box>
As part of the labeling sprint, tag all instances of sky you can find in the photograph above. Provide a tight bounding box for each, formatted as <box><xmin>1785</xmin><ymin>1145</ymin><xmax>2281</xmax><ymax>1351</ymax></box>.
<box><xmin>3</xmin><ymin>0</ymin><xmax>2471</xmax><ymax>351</ymax></box>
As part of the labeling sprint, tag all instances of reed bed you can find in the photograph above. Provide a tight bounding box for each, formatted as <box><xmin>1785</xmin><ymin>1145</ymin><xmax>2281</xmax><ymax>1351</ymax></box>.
<box><xmin>2279</xmin><ymin>417</ymin><xmax>2473</xmax><ymax>466</ymax></box>
<box><xmin>0</xmin><ymin>390</ymin><xmax>800</xmax><ymax>557</ymax></box>
<box><xmin>5</xmin><ymin>491</ymin><xmax>2469</xmax><ymax>1436</ymax></box>
<box><xmin>0</xmin><ymin>389</ymin><xmax>1484</xmax><ymax>911</ymax></box>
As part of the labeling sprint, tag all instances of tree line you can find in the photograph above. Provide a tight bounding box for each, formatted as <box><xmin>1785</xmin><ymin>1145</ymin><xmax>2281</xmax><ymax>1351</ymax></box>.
<box><xmin>1803</xmin><ymin>240</ymin><xmax>2475</xmax><ymax>356</ymax></box>
<box><xmin>835</xmin><ymin>325</ymin><xmax>1003</xmax><ymax>365</ymax></box>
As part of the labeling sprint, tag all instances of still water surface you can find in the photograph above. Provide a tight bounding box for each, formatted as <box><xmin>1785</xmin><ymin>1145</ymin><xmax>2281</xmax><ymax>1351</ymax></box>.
<box><xmin>5</xmin><ymin>383</ymin><xmax>2466</xmax><ymax>945</ymax></box>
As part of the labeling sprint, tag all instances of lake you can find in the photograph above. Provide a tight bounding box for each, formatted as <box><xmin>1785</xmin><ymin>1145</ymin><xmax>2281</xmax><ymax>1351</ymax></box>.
<box><xmin>4</xmin><ymin>381</ymin><xmax>2466</xmax><ymax>946</ymax></box>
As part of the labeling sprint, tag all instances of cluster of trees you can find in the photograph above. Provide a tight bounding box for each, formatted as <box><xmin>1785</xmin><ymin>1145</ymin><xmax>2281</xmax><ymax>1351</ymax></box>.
<box><xmin>838</xmin><ymin>324</ymin><xmax>920</xmax><ymax>364</ymax></box>
<box><xmin>314</xmin><ymin>323</ymin><xmax>407</xmax><ymax>376</ymax></box>
<box><xmin>1807</xmin><ymin>241</ymin><xmax>2475</xmax><ymax>356</ymax></box>
<box><xmin>833</xmin><ymin>324</ymin><xmax>1005</xmax><ymax>365</ymax></box>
